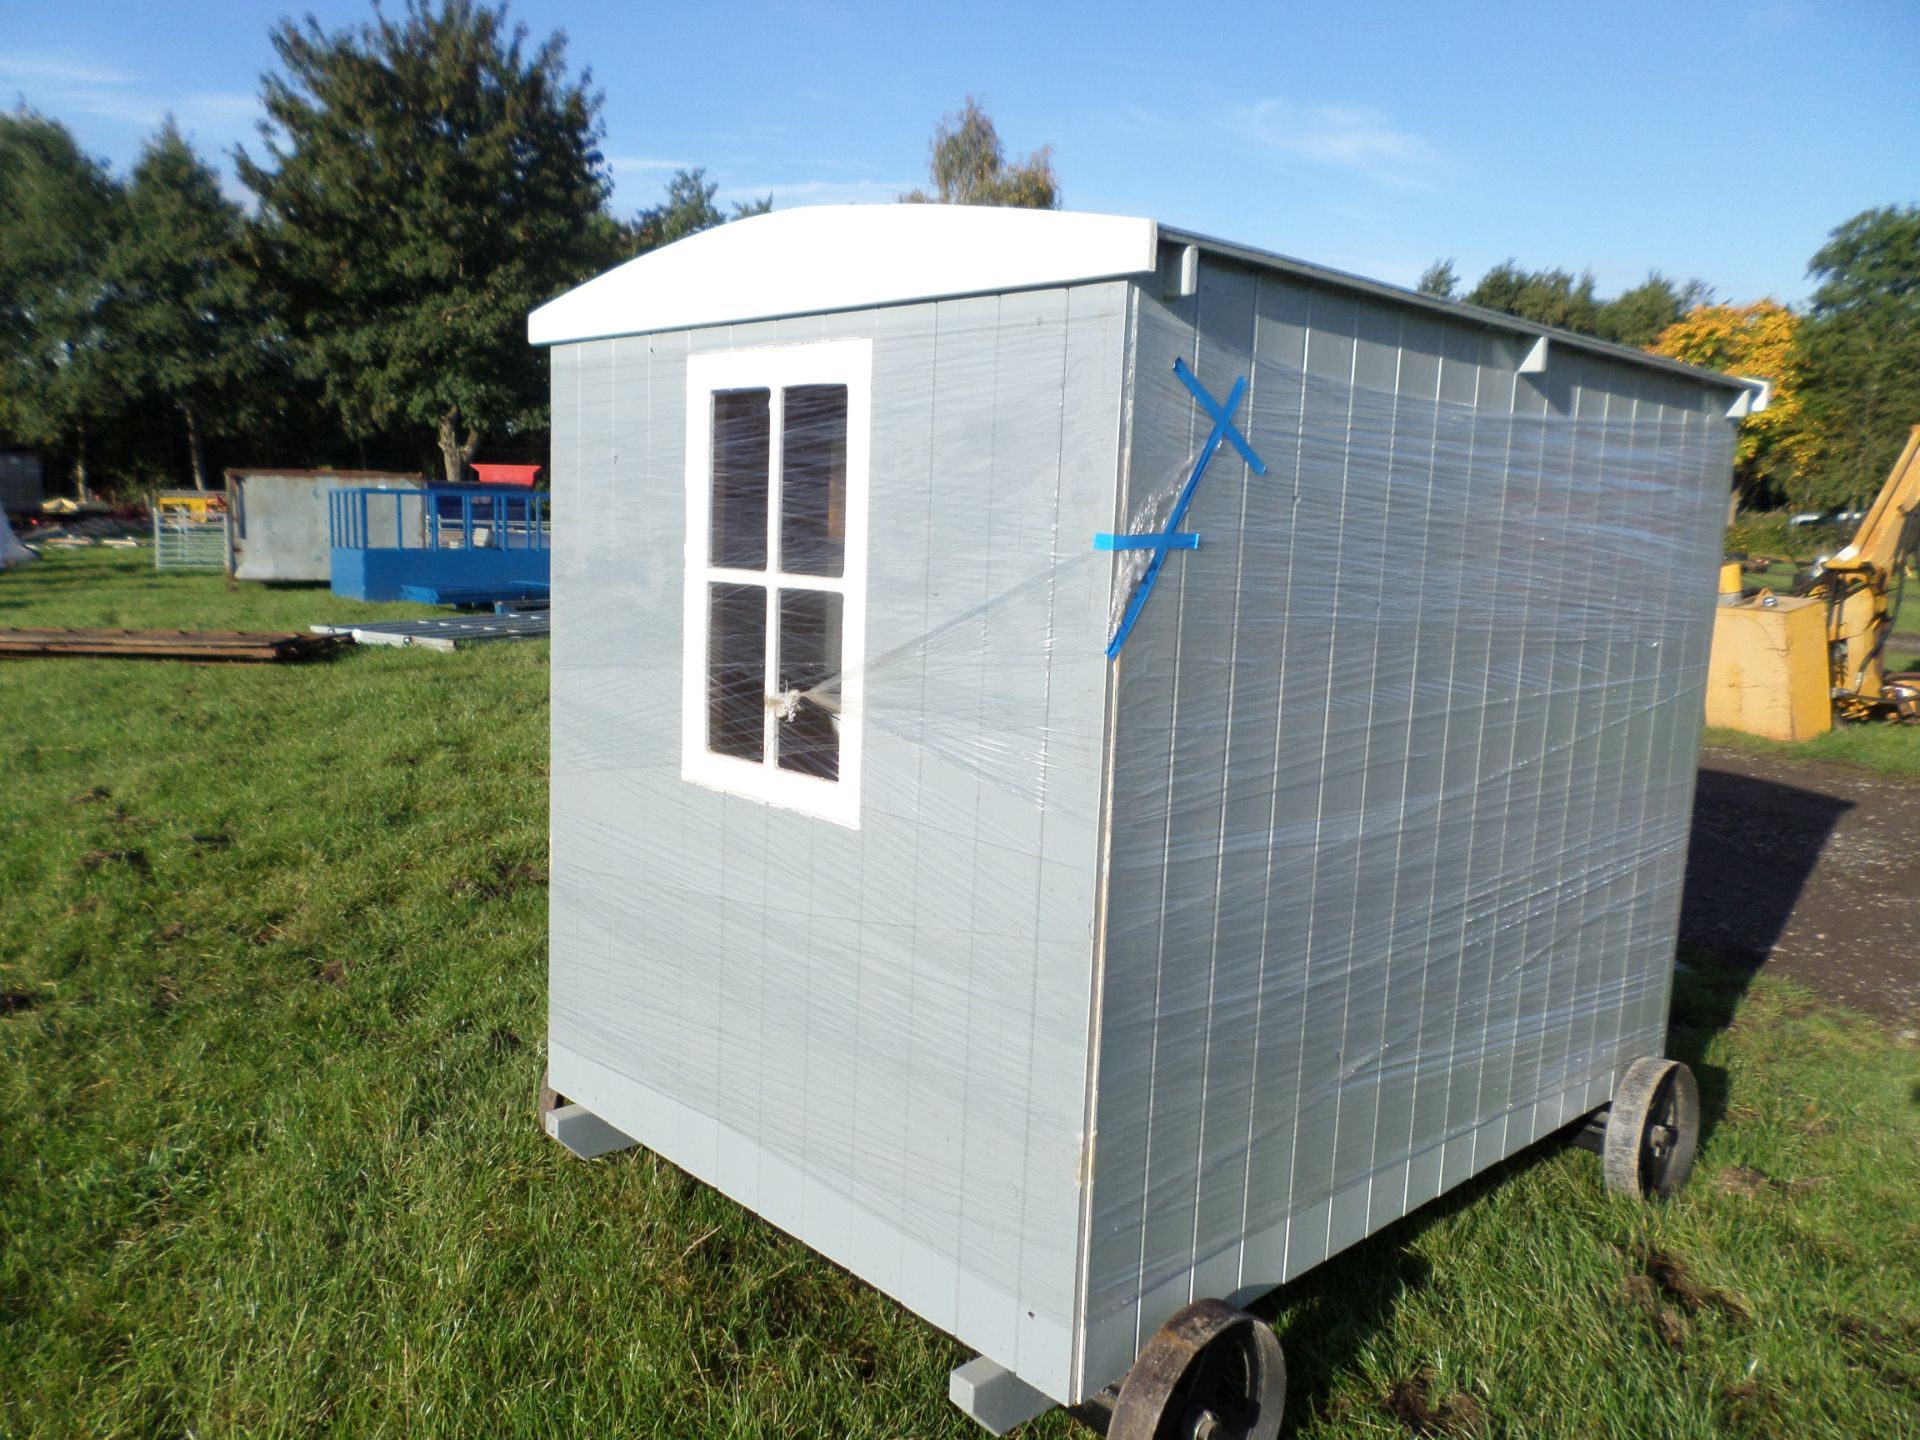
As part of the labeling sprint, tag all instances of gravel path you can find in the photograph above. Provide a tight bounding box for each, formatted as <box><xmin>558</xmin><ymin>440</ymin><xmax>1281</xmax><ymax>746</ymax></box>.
<box><xmin>1682</xmin><ymin>745</ymin><xmax>1920</xmax><ymax>1027</ymax></box>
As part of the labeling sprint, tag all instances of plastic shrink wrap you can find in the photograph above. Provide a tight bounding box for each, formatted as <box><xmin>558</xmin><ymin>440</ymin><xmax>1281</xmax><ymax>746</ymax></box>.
<box><xmin>537</xmin><ymin>208</ymin><xmax>1752</xmax><ymax>1406</ymax></box>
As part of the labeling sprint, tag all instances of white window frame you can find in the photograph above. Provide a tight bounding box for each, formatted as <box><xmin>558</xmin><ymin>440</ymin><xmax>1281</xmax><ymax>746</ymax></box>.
<box><xmin>682</xmin><ymin>338</ymin><xmax>871</xmax><ymax>829</ymax></box>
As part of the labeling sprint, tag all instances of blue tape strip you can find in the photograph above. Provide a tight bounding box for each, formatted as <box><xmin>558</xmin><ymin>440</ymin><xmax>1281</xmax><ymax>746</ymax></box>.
<box><xmin>1174</xmin><ymin>356</ymin><xmax>1268</xmax><ymax>476</ymax></box>
<box><xmin>1099</xmin><ymin>359</ymin><xmax>1269</xmax><ymax>659</ymax></box>
<box><xmin>1093</xmin><ymin>532</ymin><xmax>1200</xmax><ymax>552</ymax></box>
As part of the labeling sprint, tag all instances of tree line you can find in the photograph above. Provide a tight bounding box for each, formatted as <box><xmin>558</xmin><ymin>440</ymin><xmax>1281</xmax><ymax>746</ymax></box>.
<box><xmin>6</xmin><ymin>0</ymin><xmax>1907</xmax><ymax>514</ymax></box>
<box><xmin>1419</xmin><ymin>212</ymin><xmax>1920</xmax><ymax>513</ymax></box>
<box><xmin>0</xmin><ymin>1</ymin><xmax>1064</xmax><ymax>503</ymax></box>
<box><xmin>0</xmin><ymin>2</ymin><xmax>833</xmax><ymax>496</ymax></box>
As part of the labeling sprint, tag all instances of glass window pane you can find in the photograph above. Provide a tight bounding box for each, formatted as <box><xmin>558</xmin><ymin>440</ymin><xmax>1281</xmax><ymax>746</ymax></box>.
<box><xmin>776</xmin><ymin>588</ymin><xmax>842</xmax><ymax>780</ymax></box>
<box><xmin>711</xmin><ymin>389</ymin><xmax>769</xmax><ymax>568</ymax></box>
<box><xmin>780</xmin><ymin>384</ymin><xmax>847</xmax><ymax>577</ymax></box>
<box><xmin>707</xmin><ymin>582</ymin><xmax>766</xmax><ymax>760</ymax></box>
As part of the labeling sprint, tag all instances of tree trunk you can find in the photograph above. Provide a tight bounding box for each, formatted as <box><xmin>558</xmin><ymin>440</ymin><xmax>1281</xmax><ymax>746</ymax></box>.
<box><xmin>437</xmin><ymin>407</ymin><xmax>486</xmax><ymax>482</ymax></box>
<box><xmin>73</xmin><ymin>416</ymin><xmax>92</xmax><ymax>504</ymax></box>
<box><xmin>184</xmin><ymin>405</ymin><xmax>207</xmax><ymax>492</ymax></box>
<box><xmin>437</xmin><ymin>410</ymin><xmax>461</xmax><ymax>482</ymax></box>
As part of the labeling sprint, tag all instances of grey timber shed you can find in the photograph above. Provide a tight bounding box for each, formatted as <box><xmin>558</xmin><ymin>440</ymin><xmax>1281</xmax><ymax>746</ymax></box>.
<box><xmin>530</xmin><ymin>206</ymin><xmax>1759</xmax><ymax>1434</ymax></box>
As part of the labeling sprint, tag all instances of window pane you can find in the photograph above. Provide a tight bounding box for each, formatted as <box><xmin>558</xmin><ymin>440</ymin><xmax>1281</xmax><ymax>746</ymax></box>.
<box><xmin>707</xmin><ymin>583</ymin><xmax>766</xmax><ymax>761</ymax></box>
<box><xmin>776</xmin><ymin>588</ymin><xmax>842</xmax><ymax>781</ymax></box>
<box><xmin>711</xmin><ymin>389</ymin><xmax>769</xmax><ymax>568</ymax></box>
<box><xmin>780</xmin><ymin>384</ymin><xmax>847</xmax><ymax>577</ymax></box>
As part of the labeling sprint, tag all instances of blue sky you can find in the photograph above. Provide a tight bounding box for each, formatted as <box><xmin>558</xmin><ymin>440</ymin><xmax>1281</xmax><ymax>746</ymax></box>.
<box><xmin>3</xmin><ymin>0</ymin><xmax>1914</xmax><ymax>304</ymax></box>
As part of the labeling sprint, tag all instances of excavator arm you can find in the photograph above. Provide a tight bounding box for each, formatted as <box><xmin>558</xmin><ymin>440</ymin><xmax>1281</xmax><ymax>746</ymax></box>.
<box><xmin>1810</xmin><ymin>425</ymin><xmax>1920</xmax><ymax>716</ymax></box>
<box><xmin>1835</xmin><ymin>425</ymin><xmax>1920</xmax><ymax>576</ymax></box>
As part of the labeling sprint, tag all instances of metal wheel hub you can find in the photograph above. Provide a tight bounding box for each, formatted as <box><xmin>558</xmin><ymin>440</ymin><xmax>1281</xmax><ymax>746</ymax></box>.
<box><xmin>1602</xmin><ymin>1056</ymin><xmax>1701</xmax><ymax>1200</ymax></box>
<box><xmin>1108</xmin><ymin>1299</ymin><xmax>1285</xmax><ymax>1440</ymax></box>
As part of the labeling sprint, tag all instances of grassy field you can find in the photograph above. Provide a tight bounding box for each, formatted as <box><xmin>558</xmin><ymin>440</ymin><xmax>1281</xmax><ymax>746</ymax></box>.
<box><xmin>4</xmin><ymin>549</ymin><xmax>1919</xmax><ymax>1439</ymax></box>
<box><xmin>1703</xmin><ymin>721</ymin><xmax>1920</xmax><ymax>778</ymax></box>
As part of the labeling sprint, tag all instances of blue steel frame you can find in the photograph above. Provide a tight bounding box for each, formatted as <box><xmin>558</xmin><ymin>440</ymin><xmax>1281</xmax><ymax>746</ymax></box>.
<box><xmin>328</xmin><ymin>484</ymin><xmax>550</xmax><ymax>602</ymax></box>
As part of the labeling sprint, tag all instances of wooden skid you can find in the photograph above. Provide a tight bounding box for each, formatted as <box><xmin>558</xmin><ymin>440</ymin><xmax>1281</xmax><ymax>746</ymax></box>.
<box><xmin>0</xmin><ymin>628</ymin><xmax>344</xmax><ymax>663</ymax></box>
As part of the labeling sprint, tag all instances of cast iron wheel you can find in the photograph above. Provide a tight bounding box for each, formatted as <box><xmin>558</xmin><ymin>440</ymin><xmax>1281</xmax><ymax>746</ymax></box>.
<box><xmin>1602</xmin><ymin>1057</ymin><xmax>1700</xmax><ymax>1200</ymax></box>
<box><xmin>1108</xmin><ymin>1299</ymin><xmax>1285</xmax><ymax>1440</ymax></box>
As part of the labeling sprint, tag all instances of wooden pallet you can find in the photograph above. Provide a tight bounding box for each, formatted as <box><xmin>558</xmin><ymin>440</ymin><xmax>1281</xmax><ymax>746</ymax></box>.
<box><xmin>0</xmin><ymin>628</ymin><xmax>346</xmax><ymax>663</ymax></box>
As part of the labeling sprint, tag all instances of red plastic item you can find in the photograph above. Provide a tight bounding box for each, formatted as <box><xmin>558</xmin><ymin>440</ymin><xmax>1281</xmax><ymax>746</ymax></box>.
<box><xmin>470</xmin><ymin>463</ymin><xmax>542</xmax><ymax>487</ymax></box>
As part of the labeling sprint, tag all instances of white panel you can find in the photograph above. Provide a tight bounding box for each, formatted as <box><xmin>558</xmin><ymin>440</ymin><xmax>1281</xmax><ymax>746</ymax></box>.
<box><xmin>531</xmin><ymin>206</ymin><xmax>1158</xmax><ymax>344</ymax></box>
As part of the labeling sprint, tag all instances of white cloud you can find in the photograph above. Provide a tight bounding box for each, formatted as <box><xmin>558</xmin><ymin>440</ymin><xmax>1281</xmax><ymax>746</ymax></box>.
<box><xmin>0</xmin><ymin>49</ymin><xmax>261</xmax><ymax>163</ymax></box>
<box><xmin>0</xmin><ymin>52</ymin><xmax>142</xmax><ymax>88</ymax></box>
<box><xmin>1226</xmin><ymin>99</ymin><xmax>1441</xmax><ymax>185</ymax></box>
<box><xmin>605</xmin><ymin>156</ymin><xmax>698</xmax><ymax>172</ymax></box>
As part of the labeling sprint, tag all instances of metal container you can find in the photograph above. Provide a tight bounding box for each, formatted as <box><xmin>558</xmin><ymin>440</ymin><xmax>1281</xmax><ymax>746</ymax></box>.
<box><xmin>226</xmin><ymin>469</ymin><xmax>423</xmax><ymax>582</ymax></box>
<box><xmin>0</xmin><ymin>450</ymin><xmax>45</xmax><ymax>515</ymax></box>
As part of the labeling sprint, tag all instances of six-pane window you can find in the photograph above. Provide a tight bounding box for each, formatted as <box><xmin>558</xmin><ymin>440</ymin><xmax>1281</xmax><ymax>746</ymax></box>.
<box><xmin>683</xmin><ymin>342</ymin><xmax>869</xmax><ymax>826</ymax></box>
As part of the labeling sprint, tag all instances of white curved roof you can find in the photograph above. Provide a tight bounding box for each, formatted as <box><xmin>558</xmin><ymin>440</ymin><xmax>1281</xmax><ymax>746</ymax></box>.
<box><xmin>527</xmin><ymin>204</ymin><xmax>1160</xmax><ymax>346</ymax></box>
<box><xmin>526</xmin><ymin>205</ymin><xmax>1764</xmax><ymax>402</ymax></box>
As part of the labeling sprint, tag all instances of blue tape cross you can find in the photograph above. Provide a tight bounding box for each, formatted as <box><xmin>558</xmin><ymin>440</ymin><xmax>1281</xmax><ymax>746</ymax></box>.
<box><xmin>1094</xmin><ymin>356</ymin><xmax>1267</xmax><ymax>659</ymax></box>
<box><xmin>1092</xmin><ymin>531</ymin><xmax>1200</xmax><ymax>552</ymax></box>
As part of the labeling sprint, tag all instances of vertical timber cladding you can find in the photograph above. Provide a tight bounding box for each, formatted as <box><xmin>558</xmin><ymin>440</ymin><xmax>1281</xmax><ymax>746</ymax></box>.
<box><xmin>547</xmin><ymin>284</ymin><xmax>1129</xmax><ymax>1401</ymax></box>
<box><xmin>1082</xmin><ymin>254</ymin><xmax>1731</xmax><ymax>1390</ymax></box>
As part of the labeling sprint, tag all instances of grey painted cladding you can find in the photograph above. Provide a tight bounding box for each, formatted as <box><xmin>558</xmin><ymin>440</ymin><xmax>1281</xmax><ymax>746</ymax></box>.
<box><xmin>545</xmin><ymin>250</ymin><xmax>1733</xmax><ymax>1408</ymax></box>
<box><xmin>548</xmin><ymin>283</ymin><xmax>1128</xmax><ymax>1403</ymax></box>
<box><xmin>1081</xmin><ymin>253</ymin><xmax>1728</xmax><ymax>1389</ymax></box>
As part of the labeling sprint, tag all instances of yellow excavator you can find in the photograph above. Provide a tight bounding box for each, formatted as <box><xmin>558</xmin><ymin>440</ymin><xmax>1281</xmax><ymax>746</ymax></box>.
<box><xmin>1799</xmin><ymin>425</ymin><xmax>1920</xmax><ymax>720</ymax></box>
<box><xmin>1707</xmin><ymin>425</ymin><xmax>1920</xmax><ymax>739</ymax></box>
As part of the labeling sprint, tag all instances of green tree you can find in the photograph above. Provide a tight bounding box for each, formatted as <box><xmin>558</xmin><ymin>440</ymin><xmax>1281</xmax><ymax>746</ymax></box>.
<box><xmin>1465</xmin><ymin>261</ymin><xmax>1601</xmax><ymax>334</ymax></box>
<box><xmin>1793</xmin><ymin>205</ymin><xmax>1920</xmax><ymax>507</ymax></box>
<box><xmin>0</xmin><ymin>108</ymin><xmax>124</xmax><ymax>499</ymax></box>
<box><xmin>237</xmin><ymin>0</ymin><xmax>614</xmax><ymax>481</ymax></box>
<box><xmin>631</xmin><ymin>167</ymin><xmax>772</xmax><ymax>254</ymax></box>
<box><xmin>106</xmin><ymin>121</ymin><xmax>274</xmax><ymax>490</ymax></box>
<box><xmin>1416</xmin><ymin>259</ymin><xmax>1458</xmax><ymax>299</ymax></box>
<box><xmin>1594</xmin><ymin>273</ymin><xmax>1710</xmax><ymax>350</ymax></box>
<box><xmin>901</xmin><ymin>97</ymin><xmax>1059</xmax><ymax>209</ymax></box>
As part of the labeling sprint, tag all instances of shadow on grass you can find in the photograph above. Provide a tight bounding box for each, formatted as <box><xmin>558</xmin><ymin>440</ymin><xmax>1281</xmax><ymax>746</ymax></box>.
<box><xmin>1675</xmin><ymin>760</ymin><xmax>1854</xmax><ymax>1144</ymax></box>
<box><xmin>1666</xmin><ymin>965</ymin><xmax>1739</xmax><ymax>1149</ymax></box>
<box><xmin>1680</xmin><ymin>764</ymin><xmax>1853</xmax><ymax>975</ymax></box>
<box><xmin>1235</xmin><ymin>1139</ymin><xmax>1572</xmax><ymax>1438</ymax></box>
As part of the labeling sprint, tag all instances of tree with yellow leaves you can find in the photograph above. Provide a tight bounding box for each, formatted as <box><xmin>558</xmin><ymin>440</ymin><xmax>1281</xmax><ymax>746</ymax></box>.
<box><xmin>1650</xmin><ymin>301</ymin><xmax>1815</xmax><ymax>509</ymax></box>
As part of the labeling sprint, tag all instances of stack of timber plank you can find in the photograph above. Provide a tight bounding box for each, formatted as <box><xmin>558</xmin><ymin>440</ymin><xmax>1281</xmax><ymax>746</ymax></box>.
<box><xmin>0</xmin><ymin>628</ymin><xmax>345</xmax><ymax>663</ymax></box>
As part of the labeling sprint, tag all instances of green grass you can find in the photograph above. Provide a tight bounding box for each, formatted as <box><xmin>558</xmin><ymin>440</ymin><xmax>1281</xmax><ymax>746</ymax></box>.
<box><xmin>1724</xmin><ymin>510</ymin><xmax>1849</xmax><ymax>564</ymax></box>
<box><xmin>5</xmin><ymin>550</ymin><xmax>1920</xmax><ymax>1439</ymax></box>
<box><xmin>1704</xmin><ymin>722</ymin><xmax>1920</xmax><ymax>777</ymax></box>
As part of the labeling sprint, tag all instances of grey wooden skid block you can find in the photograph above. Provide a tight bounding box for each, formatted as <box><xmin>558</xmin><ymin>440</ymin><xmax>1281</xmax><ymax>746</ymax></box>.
<box><xmin>542</xmin><ymin>1102</ymin><xmax>639</xmax><ymax>1161</ymax></box>
<box><xmin>949</xmin><ymin>1357</ymin><xmax>1054</xmax><ymax>1436</ymax></box>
